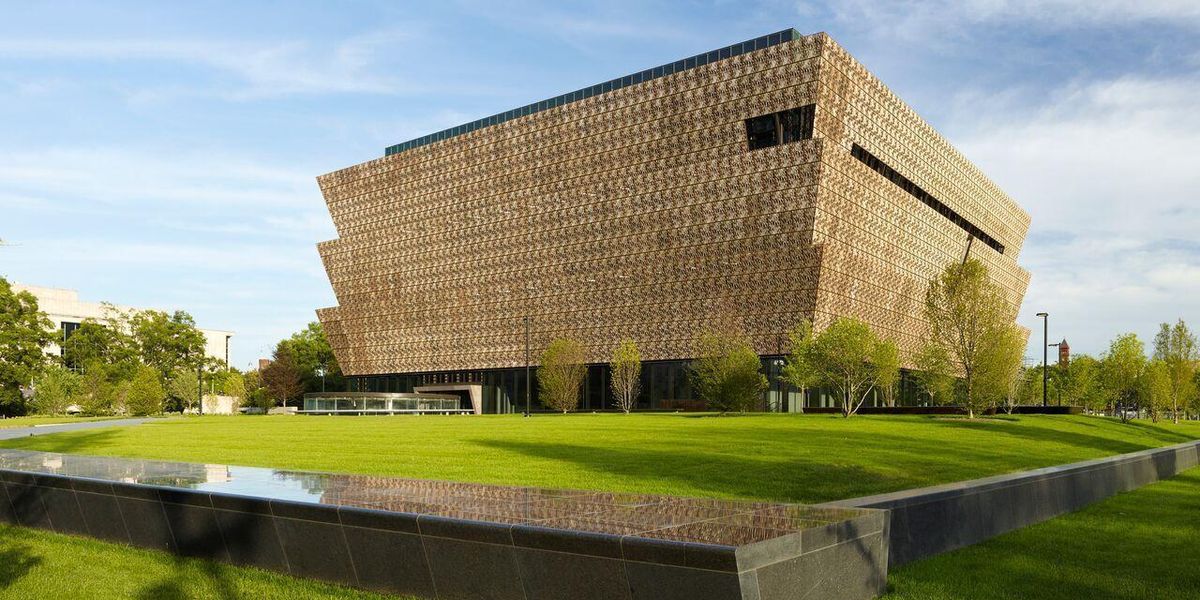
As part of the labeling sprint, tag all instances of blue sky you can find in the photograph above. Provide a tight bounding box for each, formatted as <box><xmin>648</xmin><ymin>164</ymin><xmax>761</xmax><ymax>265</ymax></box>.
<box><xmin>2</xmin><ymin>1</ymin><xmax>1198</xmax><ymax>369</ymax></box>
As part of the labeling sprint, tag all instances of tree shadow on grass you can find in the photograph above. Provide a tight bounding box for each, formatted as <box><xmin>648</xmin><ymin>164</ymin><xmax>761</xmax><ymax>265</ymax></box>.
<box><xmin>0</xmin><ymin>428</ymin><xmax>124</xmax><ymax>455</ymax></box>
<box><xmin>476</xmin><ymin>437</ymin><xmax>908</xmax><ymax>502</ymax></box>
<box><xmin>0</xmin><ymin>533</ymin><xmax>43</xmax><ymax>589</ymax></box>
<box><xmin>921</xmin><ymin>416</ymin><xmax>1193</xmax><ymax>457</ymax></box>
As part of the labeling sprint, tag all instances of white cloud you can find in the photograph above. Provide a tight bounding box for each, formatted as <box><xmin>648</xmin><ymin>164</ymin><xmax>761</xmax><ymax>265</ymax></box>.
<box><xmin>0</xmin><ymin>28</ymin><xmax>426</xmax><ymax>98</ymax></box>
<box><xmin>949</xmin><ymin>74</ymin><xmax>1200</xmax><ymax>357</ymax></box>
<box><xmin>823</xmin><ymin>0</ymin><xmax>1200</xmax><ymax>38</ymax></box>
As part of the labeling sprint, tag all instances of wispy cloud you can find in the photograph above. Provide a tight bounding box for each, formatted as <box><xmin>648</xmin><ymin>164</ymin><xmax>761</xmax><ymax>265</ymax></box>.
<box><xmin>822</xmin><ymin>0</ymin><xmax>1200</xmax><ymax>39</ymax></box>
<box><xmin>949</xmin><ymin>73</ymin><xmax>1200</xmax><ymax>354</ymax></box>
<box><xmin>0</xmin><ymin>27</ymin><xmax>427</xmax><ymax>98</ymax></box>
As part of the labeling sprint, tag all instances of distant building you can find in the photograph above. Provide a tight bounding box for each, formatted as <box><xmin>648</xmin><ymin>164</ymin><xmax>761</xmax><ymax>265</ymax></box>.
<box><xmin>13</xmin><ymin>284</ymin><xmax>233</xmax><ymax>366</ymax></box>
<box><xmin>1058</xmin><ymin>339</ymin><xmax>1070</xmax><ymax>367</ymax></box>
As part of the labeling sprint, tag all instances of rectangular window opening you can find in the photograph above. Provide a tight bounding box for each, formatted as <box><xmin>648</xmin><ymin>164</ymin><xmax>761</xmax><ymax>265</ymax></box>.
<box><xmin>745</xmin><ymin>104</ymin><xmax>815</xmax><ymax>151</ymax></box>
<box><xmin>851</xmin><ymin>144</ymin><xmax>1005</xmax><ymax>254</ymax></box>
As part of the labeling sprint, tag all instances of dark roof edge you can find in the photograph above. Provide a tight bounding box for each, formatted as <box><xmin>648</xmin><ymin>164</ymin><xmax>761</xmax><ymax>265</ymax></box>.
<box><xmin>383</xmin><ymin>28</ymin><xmax>804</xmax><ymax>157</ymax></box>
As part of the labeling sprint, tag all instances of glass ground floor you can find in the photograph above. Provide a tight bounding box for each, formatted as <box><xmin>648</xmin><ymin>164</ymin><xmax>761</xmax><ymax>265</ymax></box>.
<box><xmin>345</xmin><ymin>357</ymin><xmax>932</xmax><ymax>414</ymax></box>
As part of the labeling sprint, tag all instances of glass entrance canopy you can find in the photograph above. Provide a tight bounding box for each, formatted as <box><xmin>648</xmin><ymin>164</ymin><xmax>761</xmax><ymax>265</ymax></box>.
<box><xmin>302</xmin><ymin>392</ymin><xmax>469</xmax><ymax>415</ymax></box>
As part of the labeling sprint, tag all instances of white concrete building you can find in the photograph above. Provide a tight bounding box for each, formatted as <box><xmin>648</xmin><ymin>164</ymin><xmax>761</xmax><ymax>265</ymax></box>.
<box><xmin>13</xmin><ymin>284</ymin><xmax>233</xmax><ymax>365</ymax></box>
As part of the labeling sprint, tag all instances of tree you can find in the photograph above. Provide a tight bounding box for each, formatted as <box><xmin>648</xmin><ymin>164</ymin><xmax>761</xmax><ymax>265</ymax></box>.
<box><xmin>1102</xmin><ymin>333</ymin><xmax>1147</xmax><ymax>422</ymax></box>
<box><xmin>780</xmin><ymin>320</ymin><xmax>816</xmax><ymax>412</ymax></box>
<box><xmin>973</xmin><ymin>323</ymin><xmax>1026</xmax><ymax>416</ymax></box>
<box><xmin>223</xmin><ymin>370</ymin><xmax>246</xmax><ymax>408</ymax></box>
<box><xmin>609</xmin><ymin>339</ymin><xmax>641</xmax><ymax>413</ymax></box>
<box><xmin>261</xmin><ymin>347</ymin><xmax>304</xmax><ymax>408</ymax></box>
<box><xmin>1061</xmin><ymin>355</ymin><xmax>1103</xmax><ymax>412</ymax></box>
<box><xmin>277</xmin><ymin>322</ymin><xmax>344</xmax><ymax>393</ymax></box>
<box><xmin>1141</xmin><ymin>360</ymin><xmax>1172</xmax><ymax>424</ymax></box>
<box><xmin>76</xmin><ymin>361</ymin><xmax>115</xmax><ymax>415</ymax></box>
<box><xmin>913</xmin><ymin>343</ymin><xmax>955</xmax><ymax>406</ymax></box>
<box><xmin>1153</xmin><ymin>320</ymin><xmax>1197</xmax><ymax>424</ymax></box>
<box><xmin>805</xmin><ymin>318</ymin><xmax>898</xmax><ymax>417</ymax></box>
<box><xmin>0</xmin><ymin>277</ymin><xmax>53</xmax><ymax>415</ymax></box>
<box><xmin>61</xmin><ymin>306</ymin><xmax>139</xmax><ymax>378</ymax></box>
<box><xmin>126</xmin><ymin>365</ymin><xmax>165</xmax><ymax>416</ymax></box>
<box><xmin>922</xmin><ymin>259</ymin><xmax>1018</xmax><ymax>418</ymax></box>
<box><xmin>689</xmin><ymin>331</ymin><xmax>767</xmax><ymax>413</ymax></box>
<box><xmin>168</xmin><ymin>369</ymin><xmax>201</xmax><ymax>413</ymax></box>
<box><xmin>31</xmin><ymin>365</ymin><xmax>80</xmax><ymax>415</ymax></box>
<box><xmin>539</xmin><ymin>338</ymin><xmax>587</xmax><ymax>413</ymax></box>
<box><xmin>242</xmin><ymin>369</ymin><xmax>271</xmax><ymax>412</ymax></box>
<box><xmin>130</xmin><ymin>309</ymin><xmax>206</xmax><ymax>382</ymax></box>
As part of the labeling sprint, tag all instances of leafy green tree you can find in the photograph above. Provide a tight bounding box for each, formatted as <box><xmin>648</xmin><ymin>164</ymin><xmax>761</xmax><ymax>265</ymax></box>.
<box><xmin>690</xmin><ymin>331</ymin><xmax>767</xmax><ymax>414</ymax></box>
<box><xmin>168</xmin><ymin>369</ymin><xmax>200</xmax><ymax>413</ymax></box>
<box><xmin>261</xmin><ymin>347</ymin><xmax>304</xmax><ymax>408</ymax></box>
<box><xmin>780</xmin><ymin>320</ymin><xmax>816</xmax><ymax>412</ymax></box>
<box><xmin>76</xmin><ymin>361</ymin><xmax>116</xmax><ymax>415</ymax></box>
<box><xmin>539</xmin><ymin>338</ymin><xmax>587</xmax><ymax>413</ymax></box>
<box><xmin>973</xmin><ymin>323</ymin><xmax>1026</xmax><ymax>415</ymax></box>
<box><xmin>277</xmin><ymin>322</ymin><xmax>343</xmax><ymax>393</ymax></box>
<box><xmin>913</xmin><ymin>343</ymin><xmax>955</xmax><ymax>406</ymax></box>
<box><xmin>223</xmin><ymin>370</ymin><xmax>246</xmax><ymax>408</ymax></box>
<box><xmin>0</xmin><ymin>277</ymin><xmax>53</xmax><ymax>415</ymax></box>
<box><xmin>805</xmin><ymin>318</ymin><xmax>898</xmax><ymax>417</ymax></box>
<box><xmin>31</xmin><ymin>365</ymin><xmax>80</xmax><ymax>415</ymax></box>
<box><xmin>609</xmin><ymin>339</ymin><xmax>641</xmax><ymax>413</ymax></box>
<box><xmin>1061</xmin><ymin>355</ymin><xmax>1104</xmax><ymax>412</ymax></box>
<box><xmin>61</xmin><ymin>306</ymin><xmax>139</xmax><ymax>378</ymax></box>
<box><xmin>1102</xmin><ymin>333</ymin><xmax>1147</xmax><ymax>422</ymax></box>
<box><xmin>1141</xmin><ymin>360</ymin><xmax>1172</xmax><ymax>424</ymax></box>
<box><xmin>126</xmin><ymin>365</ymin><xmax>165</xmax><ymax>416</ymax></box>
<box><xmin>242</xmin><ymin>369</ymin><xmax>271</xmax><ymax>412</ymax></box>
<box><xmin>922</xmin><ymin>259</ymin><xmax>1018</xmax><ymax>418</ymax></box>
<box><xmin>1152</xmin><ymin>320</ymin><xmax>1197</xmax><ymax>424</ymax></box>
<box><xmin>130</xmin><ymin>309</ymin><xmax>206</xmax><ymax>382</ymax></box>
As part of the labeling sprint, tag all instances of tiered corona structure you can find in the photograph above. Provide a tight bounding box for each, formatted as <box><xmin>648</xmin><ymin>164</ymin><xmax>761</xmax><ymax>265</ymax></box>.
<box><xmin>315</xmin><ymin>29</ymin><xmax>1030</xmax><ymax>412</ymax></box>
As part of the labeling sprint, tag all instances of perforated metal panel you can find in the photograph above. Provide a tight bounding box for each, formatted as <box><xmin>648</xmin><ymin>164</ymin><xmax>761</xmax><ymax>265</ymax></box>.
<box><xmin>316</xmin><ymin>32</ymin><xmax>1030</xmax><ymax>377</ymax></box>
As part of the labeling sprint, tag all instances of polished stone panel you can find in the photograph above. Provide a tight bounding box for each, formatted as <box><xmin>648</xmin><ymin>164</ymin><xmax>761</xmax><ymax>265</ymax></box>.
<box><xmin>213</xmin><ymin>508</ymin><xmax>287</xmax><ymax>571</ymax></box>
<box><xmin>274</xmin><ymin>516</ymin><xmax>357</xmax><ymax>586</ymax></box>
<box><xmin>423</xmin><ymin>536</ymin><xmax>525</xmax><ymax>600</ymax></box>
<box><xmin>116</xmin><ymin>496</ymin><xmax>175</xmax><ymax>552</ymax></box>
<box><xmin>342</xmin><ymin>525</ymin><xmax>435</xmax><ymax>597</ymax></box>
<box><xmin>41</xmin><ymin>486</ymin><xmax>88</xmax><ymax>536</ymax></box>
<box><xmin>5</xmin><ymin>483</ymin><xmax>52</xmax><ymax>529</ymax></box>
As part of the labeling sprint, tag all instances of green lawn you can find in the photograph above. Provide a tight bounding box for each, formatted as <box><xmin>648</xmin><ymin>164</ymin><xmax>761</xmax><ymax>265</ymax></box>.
<box><xmin>0</xmin><ymin>524</ymin><xmax>393</xmax><ymax>600</ymax></box>
<box><xmin>0</xmin><ymin>416</ymin><xmax>128</xmax><ymax>429</ymax></box>
<box><xmin>884</xmin><ymin>466</ymin><xmax>1200</xmax><ymax>600</ymax></box>
<box><xmin>1</xmin><ymin>413</ymin><xmax>1197</xmax><ymax>503</ymax></box>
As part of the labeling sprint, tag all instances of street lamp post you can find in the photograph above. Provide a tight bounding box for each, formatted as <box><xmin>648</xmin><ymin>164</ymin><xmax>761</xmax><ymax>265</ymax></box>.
<box><xmin>316</xmin><ymin>365</ymin><xmax>327</xmax><ymax>393</ymax></box>
<box><xmin>197</xmin><ymin>362</ymin><xmax>204</xmax><ymax>416</ymax></box>
<box><xmin>1036</xmin><ymin>312</ymin><xmax>1049</xmax><ymax>408</ymax></box>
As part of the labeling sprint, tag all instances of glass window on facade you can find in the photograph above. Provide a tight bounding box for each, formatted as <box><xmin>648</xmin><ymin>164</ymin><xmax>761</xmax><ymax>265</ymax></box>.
<box><xmin>745</xmin><ymin>114</ymin><xmax>778</xmax><ymax>150</ymax></box>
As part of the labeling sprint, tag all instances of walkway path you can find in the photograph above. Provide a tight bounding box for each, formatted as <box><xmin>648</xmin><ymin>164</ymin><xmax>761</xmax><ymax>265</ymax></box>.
<box><xmin>0</xmin><ymin>418</ymin><xmax>152</xmax><ymax>440</ymax></box>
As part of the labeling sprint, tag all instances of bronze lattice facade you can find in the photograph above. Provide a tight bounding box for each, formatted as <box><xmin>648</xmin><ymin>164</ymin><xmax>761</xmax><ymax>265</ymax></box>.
<box><xmin>315</xmin><ymin>29</ymin><xmax>1030</xmax><ymax>411</ymax></box>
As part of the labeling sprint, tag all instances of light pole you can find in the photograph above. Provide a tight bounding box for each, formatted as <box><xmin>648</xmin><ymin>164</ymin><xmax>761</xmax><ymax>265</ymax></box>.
<box><xmin>523</xmin><ymin>316</ymin><xmax>531</xmax><ymax>417</ymax></box>
<box><xmin>197</xmin><ymin>361</ymin><xmax>204</xmax><ymax>416</ymax></box>
<box><xmin>1036</xmin><ymin>312</ymin><xmax>1049</xmax><ymax>407</ymax></box>
<box><xmin>316</xmin><ymin>365</ymin><xmax>327</xmax><ymax>393</ymax></box>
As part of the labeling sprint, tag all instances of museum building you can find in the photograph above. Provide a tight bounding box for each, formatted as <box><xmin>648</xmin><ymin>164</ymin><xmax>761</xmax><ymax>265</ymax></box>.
<box><xmin>314</xmin><ymin>29</ymin><xmax>1031</xmax><ymax>413</ymax></box>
